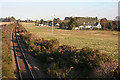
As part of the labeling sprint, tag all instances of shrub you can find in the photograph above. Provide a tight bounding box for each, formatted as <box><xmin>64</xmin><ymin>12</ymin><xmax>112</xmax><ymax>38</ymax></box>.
<box><xmin>20</xmin><ymin>33</ymin><xmax>31</xmax><ymax>46</ymax></box>
<box><xmin>58</xmin><ymin>45</ymin><xmax>76</xmax><ymax>54</ymax></box>
<box><xmin>18</xmin><ymin>23</ymin><xmax>115</xmax><ymax>78</ymax></box>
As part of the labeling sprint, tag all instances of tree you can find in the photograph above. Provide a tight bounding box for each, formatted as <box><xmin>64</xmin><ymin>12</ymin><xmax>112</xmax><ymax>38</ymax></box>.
<box><xmin>53</xmin><ymin>18</ymin><xmax>57</xmax><ymax>26</ymax></box>
<box><xmin>10</xmin><ymin>16</ymin><xmax>16</xmax><ymax>22</ymax></box>
<box><xmin>95</xmin><ymin>22</ymin><xmax>98</xmax><ymax>26</ymax></box>
<box><xmin>53</xmin><ymin>18</ymin><xmax>57</xmax><ymax>24</ymax></box>
<box><xmin>59</xmin><ymin>22</ymin><xmax>65</xmax><ymax>29</ymax></box>
<box><xmin>68</xmin><ymin>17</ymin><xmax>77</xmax><ymax>30</ymax></box>
<box><xmin>53</xmin><ymin>18</ymin><xmax>61</xmax><ymax>26</ymax></box>
<box><xmin>35</xmin><ymin>20</ymin><xmax>38</xmax><ymax>24</ymax></box>
<box><xmin>40</xmin><ymin>19</ymin><xmax>44</xmax><ymax>24</ymax></box>
<box><xmin>118</xmin><ymin>21</ymin><xmax>120</xmax><ymax>31</ymax></box>
<box><xmin>111</xmin><ymin>21</ymin><xmax>118</xmax><ymax>31</ymax></box>
<box><xmin>108</xmin><ymin>22</ymin><xmax>112</xmax><ymax>29</ymax></box>
<box><xmin>95</xmin><ymin>17</ymin><xmax>98</xmax><ymax>20</ymax></box>
<box><xmin>18</xmin><ymin>19</ymin><xmax>21</xmax><ymax>22</ymax></box>
<box><xmin>100</xmin><ymin>18</ymin><xmax>109</xmax><ymax>30</ymax></box>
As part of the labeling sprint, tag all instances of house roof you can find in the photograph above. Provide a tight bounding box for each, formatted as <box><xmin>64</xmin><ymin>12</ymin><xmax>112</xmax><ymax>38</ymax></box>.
<box><xmin>83</xmin><ymin>22</ymin><xmax>95</xmax><ymax>26</ymax></box>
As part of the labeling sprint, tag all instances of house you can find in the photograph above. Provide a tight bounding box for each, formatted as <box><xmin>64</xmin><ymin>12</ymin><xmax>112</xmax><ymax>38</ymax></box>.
<box><xmin>39</xmin><ymin>24</ymin><xmax>44</xmax><ymax>26</ymax></box>
<box><xmin>48</xmin><ymin>21</ymin><xmax>52</xmax><ymax>26</ymax></box>
<box><xmin>83</xmin><ymin>22</ymin><xmax>94</xmax><ymax>28</ymax></box>
<box><xmin>114</xmin><ymin>16</ymin><xmax>120</xmax><ymax>21</ymax></box>
<box><xmin>79</xmin><ymin>26</ymin><xmax>84</xmax><ymax>30</ymax></box>
<box><xmin>48</xmin><ymin>21</ymin><xmax>60</xmax><ymax>27</ymax></box>
<box><xmin>75</xmin><ymin>27</ymin><xmax>79</xmax><ymax>30</ymax></box>
<box><xmin>64</xmin><ymin>17</ymin><xmax>71</xmax><ymax>20</ymax></box>
<box><xmin>78</xmin><ymin>22</ymin><xmax>102</xmax><ymax>30</ymax></box>
<box><xmin>55</xmin><ymin>23</ymin><xmax>59</xmax><ymax>26</ymax></box>
<box><xmin>90</xmin><ymin>23</ymin><xmax>101</xmax><ymax>29</ymax></box>
<box><xmin>96</xmin><ymin>23</ymin><xmax>102</xmax><ymax>29</ymax></box>
<box><xmin>44</xmin><ymin>21</ymin><xmax>48</xmax><ymax>26</ymax></box>
<box><xmin>64</xmin><ymin>17</ymin><xmax>98</xmax><ymax>21</ymax></box>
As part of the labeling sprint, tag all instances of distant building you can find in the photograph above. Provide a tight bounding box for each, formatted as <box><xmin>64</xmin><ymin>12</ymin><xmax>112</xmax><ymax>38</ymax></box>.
<box><xmin>48</xmin><ymin>21</ymin><xmax>52</xmax><ymax>26</ymax></box>
<box><xmin>39</xmin><ymin>24</ymin><xmax>43</xmax><ymax>26</ymax></box>
<box><xmin>75</xmin><ymin>22</ymin><xmax>102</xmax><ymax>30</ymax></box>
<box><xmin>64</xmin><ymin>17</ymin><xmax>71</xmax><ymax>20</ymax></box>
<box><xmin>64</xmin><ymin>16</ymin><xmax>98</xmax><ymax>21</ymax></box>
<box><xmin>83</xmin><ymin>22</ymin><xmax>95</xmax><ymax>28</ymax></box>
<box><xmin>79</xmin><ymin>26</ymin><xmax>84</xmax><ymax>30</ymax></box>
<box><xmin>44</xmin><ymin>21</ymin><xmax>48</xmax><ymax>26</ymax></box>
<box><xmin>55</xmin><ymin>23</ymin><xmax>59</xmax><ymax>26</ymax></box>
<box><xmin>74</xmin><ymin>27</ymin><xmax>79</xmax><ymax>30</ymax></box>
<box><xmin>96</xmin><ymin>23</ymin><xmax>102</xmax><ymax>29</ymax></box>
<box><xmin>114</xmin><ymin>16</ymin><xmax>120</xmax><ymax>21</ymax></box>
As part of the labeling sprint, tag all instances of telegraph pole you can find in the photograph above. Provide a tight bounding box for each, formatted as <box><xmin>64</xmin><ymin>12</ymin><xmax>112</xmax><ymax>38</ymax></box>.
<box><xmin>52</xmin><ymin>14</ymin><xmax>55</xmax><ymax>34</ymax></box>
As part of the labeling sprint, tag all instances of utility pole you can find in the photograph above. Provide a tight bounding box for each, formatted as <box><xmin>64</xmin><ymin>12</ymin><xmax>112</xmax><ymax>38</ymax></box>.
<box><xmin>52</xmin><ymin>14</ymin><xmax>55</xmax><ymax>34</ymax></box>
<box><xmin>27</xmin><ymin>19</ymin><xmax>28</xmax><ymax>28</ymax></box>
<box><xmin>26</xmin><ymin>19</ymin><xmax>27</xmax><ymax>27</ymax></box>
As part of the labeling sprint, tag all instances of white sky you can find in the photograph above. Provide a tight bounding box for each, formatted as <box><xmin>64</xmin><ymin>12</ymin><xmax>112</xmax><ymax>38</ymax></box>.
<box><xmin>0</xmin><ymin>0</ymin><xmax>119</xmax><ymax>20</ymax></box>
<box><xmin>0</xmin><ymin>0</ymin><xmax>119</xmax><ymax>2</ymax></box>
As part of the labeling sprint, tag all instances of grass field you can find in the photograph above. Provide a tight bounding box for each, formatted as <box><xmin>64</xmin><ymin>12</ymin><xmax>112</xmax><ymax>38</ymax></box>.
<box><xmin>22</xmin><ymin>22</ymin><xmax>118</xmax><ymax>59</ymax></box>
<box><xmin>0</xmin><ymin>28</ymin><xmax>2</xmax><ymax>79</ymax></box>
<box><xmin>0</xmin><ymin>22</ymin><xmax>12</xmax><ymax>25</ymax></box>
<box><xmin>2</xmin><ymin>24</ymin><xmax>15</xmax><ymax>78</ymax></box>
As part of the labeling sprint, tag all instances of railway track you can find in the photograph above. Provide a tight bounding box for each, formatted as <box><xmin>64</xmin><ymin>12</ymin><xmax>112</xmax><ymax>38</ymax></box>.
<box><xmin>12</xmin><ymin>26</ymin><xmax>35</xmax><ymax>80</ymax></box>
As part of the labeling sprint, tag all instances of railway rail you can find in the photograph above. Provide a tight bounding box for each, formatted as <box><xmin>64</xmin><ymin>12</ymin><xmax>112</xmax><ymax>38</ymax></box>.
<box><xmin>12</xmin><ymin>25</ymin><xmax>35</xmax><ymax>80</ymax></box>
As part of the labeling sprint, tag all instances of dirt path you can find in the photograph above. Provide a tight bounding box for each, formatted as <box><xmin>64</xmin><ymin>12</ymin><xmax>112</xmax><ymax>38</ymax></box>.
<box><xmin>11</xmin><ymin>26</ymin><xmax>17</xmax><ymax>79</ymax></box>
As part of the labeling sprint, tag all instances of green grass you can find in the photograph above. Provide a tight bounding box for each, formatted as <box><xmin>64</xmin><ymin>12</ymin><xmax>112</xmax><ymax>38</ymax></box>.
<box><xmin>2</xmin><ymin>24</ymin><xmax>15</xmax><ymax>78</ymax></box>
<box><xmin>22</xmin><ymin>22</ymin><xmax>118</xmax><ymax>59</ymax></box>
<box><xmin>0</xmin><ymin>29</ymin><xmax>2</xmax><ymax>79</ymax></box>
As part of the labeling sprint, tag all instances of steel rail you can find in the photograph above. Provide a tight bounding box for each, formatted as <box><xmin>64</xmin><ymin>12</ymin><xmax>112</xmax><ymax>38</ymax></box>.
<box><xmin>15</xmin><ymin>26</ymin><xmax>35</xmax><ymax>80</ymax></box>
<box><xmin>12</xmin><ymin>27</ymin><xmax>22</xmax><ymax>80</ymax></box>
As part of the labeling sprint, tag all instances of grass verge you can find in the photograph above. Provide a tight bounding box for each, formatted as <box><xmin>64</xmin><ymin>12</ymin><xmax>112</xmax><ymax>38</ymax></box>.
<box><xmin>2</xmin><ymin>24</ymin><xmax>15</xmax><ymax>78</ymax></box>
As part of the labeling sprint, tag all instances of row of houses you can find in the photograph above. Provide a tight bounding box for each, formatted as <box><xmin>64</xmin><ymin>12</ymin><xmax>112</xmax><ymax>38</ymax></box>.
<box><xmin>36</xmin><ymin>21</ymin><xmax>102</xmax><ymax>30</ymax></box>
<box><xmin>74</xmin><ymin>22</ymin><xmax>102</xmax><ymax>30</ymax></box>
<box><xmin>36</xmin><ymin>21</ymin><xmax>59</xmax><ymax>27</ymax></box>
<box><xmin>35</xmin><ymin>16</ymin><xmax>102</xmax><ymax>30</ymax></box>
<box><xmin>64</xmin><ymin>16</ymin><xmax>101</xmax><ymax>30</ymax></box>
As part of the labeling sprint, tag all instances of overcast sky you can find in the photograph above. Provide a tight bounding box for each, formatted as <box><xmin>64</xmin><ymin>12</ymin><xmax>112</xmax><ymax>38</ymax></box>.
<box><xmin>0</xmin><ymin>0</ymin><xmax>119</xmax><ymax>20</ymax></box>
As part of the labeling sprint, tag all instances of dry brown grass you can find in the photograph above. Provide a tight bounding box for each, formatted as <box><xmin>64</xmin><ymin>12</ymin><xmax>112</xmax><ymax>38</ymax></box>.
<box><xmin>0</xmin><ymin>22</ymin><xmax>12</xmax><ymax>25</ymax></box>
<box><xmin>22</xmin><ymin>22</ymin><xmax>118</xmax><ymax>59</ymax></box>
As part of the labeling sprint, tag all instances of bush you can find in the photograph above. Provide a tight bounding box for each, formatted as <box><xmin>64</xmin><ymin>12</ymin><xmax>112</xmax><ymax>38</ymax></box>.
<box><xmin>58</xmin><ymin>45</ymin><xmax>76</xmax><ymax>54</ymax></box>
<box><xmin>112</xmin><ymin>66</ymin><xmax>120</xmax><ymax>78</ymax></box>
<box><xmin>92</xmin><ymin>27</ymin><xmax>98</xmax><ymax>30</ymax></box>
<box><xmin>20</xmin><ymin>33</ymin><xmax>31</xmax><ymax>46</ymax></box>
<box><xmin>18</xmin><ymin>23</ymin><xmax>115</xmax><ymax>78</ymax></box>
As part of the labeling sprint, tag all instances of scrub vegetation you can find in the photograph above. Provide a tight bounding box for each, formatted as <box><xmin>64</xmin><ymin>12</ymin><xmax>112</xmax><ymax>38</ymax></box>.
<box><xmin>2</xmin><ymin>23</ymin><xmax>15</xmax><ymax>78</ymax></box>
<box><xmin>22</xmin><ymin>22</ymin><xmax>118</xmax><ymax>59</ymax></box>
<box><xmin>18</xmin><ymin>22</ymin><xmax>119</xmax><ymax>78</ymax></box>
